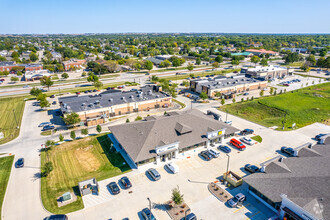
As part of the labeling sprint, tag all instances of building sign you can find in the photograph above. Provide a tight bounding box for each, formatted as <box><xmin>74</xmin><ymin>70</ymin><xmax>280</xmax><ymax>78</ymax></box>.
<box><xmin>155</xmin><ymin>142</ymin><xmax>179</xmax><ymax>154</ymax></box>
<box><xmin>206</xmin><ymin>129</ymin><xmax>225</xmax><ymax>139</ymax></box>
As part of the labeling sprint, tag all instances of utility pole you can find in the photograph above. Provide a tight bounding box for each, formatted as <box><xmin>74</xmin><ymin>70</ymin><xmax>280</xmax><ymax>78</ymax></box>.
<box><xmin>13</xmin><ymin>109</ymin><xmax>19</xmax><ymax>129</ymax></box>
<box><xmin>225</xmin><ymin>154</ymin><xmax>230</xmax><ymax>185</ymax></box>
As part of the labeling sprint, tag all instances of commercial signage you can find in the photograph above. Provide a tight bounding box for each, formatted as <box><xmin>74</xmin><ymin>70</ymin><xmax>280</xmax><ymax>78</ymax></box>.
<box><xmin>155</xmin><ymin>142</ymin><xmax>179</xmax><ymax>154</ymax></box>
<box><xmin>206</xmin><ymin>129</ymin><xmax>225</xmax><ymax>139</ymax></box>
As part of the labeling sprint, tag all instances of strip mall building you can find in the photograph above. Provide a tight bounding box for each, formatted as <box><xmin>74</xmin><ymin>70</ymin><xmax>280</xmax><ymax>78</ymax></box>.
<box><xmin>59</xmin><ymin>85</ymin><xmax>172</xmax><ymax>126</ymax></box>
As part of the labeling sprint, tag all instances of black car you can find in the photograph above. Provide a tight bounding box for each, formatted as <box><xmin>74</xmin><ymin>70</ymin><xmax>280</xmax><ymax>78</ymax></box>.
<box><xmin>146</xmin><ymin>168</ymin><xmax>161</xmax><ymax>181</ymax></box>
<box><xmin>46</xmin><ymin>214</ymin><xmax>68</xmax><ymax>220</ymax></box>
<box><xmin>108</xmin><ymin>182</ymin><xmax>120</xmax><ymax>195</ymax></box>
<box><xmin>281</xmin><ymin>147</ymin><xmax>295</xmax><ymax>156</ymax></box>
<box><xmin>185</xmin><ymin>213</ymin><xmax>197</xmax><ymax>220</ymax></box>
<box><xmin>93</xmin><ymin>89</ymin><xmax>97</xmax><ymax>92</ymax></box>
<box><xmin>200</xmin><ymin>150</ymin><xmax>212</xmax><ymax>161</ymax></box>
<box><xmin>84</xmin><ymin>90</ymin><xmax>88</xmax><ymax>93</ymax></box>
<box><xmin>141</xmin><ymin>208</ymin><xmax>156</xmax><ymax>220</ymax></box>
<box><xmin>244</xmin><ymin>164</ymin><xmax>259</xmax><ymax>173</ymax></box>
<box><xmin>43</xmin><ymin>125</ymin><xmax>55</xmax><ymax>131</ymax></box>
<box><xmin>15</xmin><ymin>158</ymin><xmax>24</xmax><ymax>168</ymax></box>
<box><xmin>241</xmin><ymin>129</ymin><xmax>254</xmax><ymax>135</ymax></box>
<box><xmin>50</xmin><ymin>95</ymin><xmax>55</xmax><ymax>98</ymax></box>
<box><xmin>88</xmin><ymin>90</ymin><xmax>92</xmax><ymax>93</ymax></box>
<box><xmin>119</xmin><ymin>176</ymin><xmax>132</xmax><ymax>189</ymax></box>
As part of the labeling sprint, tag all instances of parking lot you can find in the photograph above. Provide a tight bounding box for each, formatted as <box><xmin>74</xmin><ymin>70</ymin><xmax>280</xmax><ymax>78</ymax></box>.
<box><xmin>67</xmin><ymin>107</ymin><xmax>329</xmax><ymax>220</ymax></box>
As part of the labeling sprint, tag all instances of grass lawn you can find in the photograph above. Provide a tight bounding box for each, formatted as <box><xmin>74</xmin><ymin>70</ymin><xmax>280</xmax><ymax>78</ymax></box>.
<box><xmin>251</xmin><ymin>135</ymin><xmax>262</xmax><ymax>143</ymax></box>
<box><xmin>40</xmin><ymin>130</ymin><xmax>52</xmax><ymax>136</ymax></box>
<box><xmin>173</xmin><ymin>99</ymin><xmax>186</xmax><ymax>109</ymax></box>
<box><xmin>40</xmin><ymin>133</ymin><xmax>131</xmax><ymax>214</ymax></box>
<box><xmin>0</xmin><ymin>156</ymin><xmax>14</xmax><ymax>217</ymax></box>
<box><xmin>219</xmin><ymin>82</ymin><xmax>330</xmax><ymax>130</ymax></box>
<box><xmin>0</xmin><ymin>97</ymin><xmax>25</xmax><ymax>145</ymax></box>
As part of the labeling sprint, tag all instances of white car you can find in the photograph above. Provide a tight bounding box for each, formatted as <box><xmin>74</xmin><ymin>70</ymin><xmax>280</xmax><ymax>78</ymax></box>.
<box><xmin>38</xmin><ymin>122</ymin><xmax>53</xmax><ymax>127</ymax></box>
<box><xmin>224</xmin><ymin>121</ymin><xmax>232</xmax><ymax>125</ymax></box>
<box><xmin>240</xmin><ymin>137</ymin><xmax>255</xmax><ymax>145</ymax></box>
<box><xmin>208</xmin><ymin>149</ymin><xmax>220</xmax><ymax>158</ymax></box>
<box><xmin>165</xmin><ymin>162</ymin><xmax>179</xmax><ymax>174</ymax></box>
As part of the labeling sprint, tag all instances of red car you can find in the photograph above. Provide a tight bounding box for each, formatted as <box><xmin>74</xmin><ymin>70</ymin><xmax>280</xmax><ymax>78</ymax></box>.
<box><xmin>76</xmin><ymin>92</ymin><xmax>81</xmax><ymax>95</ymax></box>
<box><xmin>230</xmin><ymin>138</ymin><xmax>246</xmax><ymax>151</ymax></box>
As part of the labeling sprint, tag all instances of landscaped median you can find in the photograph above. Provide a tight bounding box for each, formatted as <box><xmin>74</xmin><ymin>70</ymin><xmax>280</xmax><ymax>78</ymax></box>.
<box><xmin>40</xmin><ymin>133</ymin><xmax>131</xmax><ymax>214</ymax></box>
<box><xmin>0</xmin><ymin>156</ymin><xmax>14</xmax><ymax>217</ymax></box>
<box><xmin>0</xmin><ymin>97</ymin><xmax>25</xmax><ymax>145</ymax></box>
<box><xmin>219</xmin><ymin>82</ymin><xmax>330</xmax><ymax>130</ymax></box>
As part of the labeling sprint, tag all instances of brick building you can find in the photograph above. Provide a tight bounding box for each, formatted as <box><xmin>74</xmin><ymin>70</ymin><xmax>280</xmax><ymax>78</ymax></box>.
<box><xmin>62</xmin><ymin>59</ymin><xmax>86</xmax><ymax>71</ymax></box>
<box><xmin>0</xmin><ymin>61</ymin><xmax>17</xmax><ymax>72</ymax></box>
<box><xmin>24</xmin><ymin>64</ymin><xmax>43</xmax><ymax>71</ymax></box>
<box><xmin>190</xmin><ymin>75</ymin><xmax>267</xmax><ymax>99</ymax></box>
<box><xmin>59</xmin><ymin>86</ymin><xmax>172</xmax><ymax>126</ymax></box>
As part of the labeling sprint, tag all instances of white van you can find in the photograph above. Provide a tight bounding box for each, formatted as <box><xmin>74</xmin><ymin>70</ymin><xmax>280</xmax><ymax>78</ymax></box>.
<box><xmin>165</xmin><ymin>162</ymin><xmax>179</xmax><ymax>174</ymax></box>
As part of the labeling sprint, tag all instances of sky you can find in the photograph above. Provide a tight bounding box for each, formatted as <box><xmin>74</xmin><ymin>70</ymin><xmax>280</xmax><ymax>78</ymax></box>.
<box><xmin>0</xmin><ymin>0</ymin><xmax>329</xmax><ymax>34</ymax></box>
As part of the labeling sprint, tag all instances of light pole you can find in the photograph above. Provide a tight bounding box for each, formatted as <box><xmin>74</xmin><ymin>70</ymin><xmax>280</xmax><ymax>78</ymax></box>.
<box><xmin>225</xmin><ymin>154</ymin><xmax>230</xmax><ymax>185</ymax></box>
<box><xmin>147</xmin><ymin>197</ymin><xmax>152</xmax><ymax>220</ymax></box>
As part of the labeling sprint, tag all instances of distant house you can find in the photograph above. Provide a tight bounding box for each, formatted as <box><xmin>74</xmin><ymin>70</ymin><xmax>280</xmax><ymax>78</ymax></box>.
<box><xmin>144</xmin><ymin>57</ymin><xmax>163</xmax><ymax>66</ymax></box>
<box><xmin>114</xmin><ymin>52</ymin><xmax>132</xmax><ymax>58</ymax></box>
<box><xmin>51</xmin><ymin>51</ymin><xmax>62</xmax><ymax>62</ymax></box>
<box><xmin>21</xmin><ymin>51</ymin><xmax>31</xmax><ymax>60</ymax></box>
<box><xmin>62</xmin><ymin>59</ymin><xmax>86</xmax><ymax>71</ymax></box>
<box><xmin>280</xmin><ymin>48</ymin><xmax>308</xmax><ymax>54</ymax></box>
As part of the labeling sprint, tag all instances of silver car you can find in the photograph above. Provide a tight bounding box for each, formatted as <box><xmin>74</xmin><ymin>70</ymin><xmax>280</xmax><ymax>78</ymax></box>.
<box><xmin>228</xmin><ymin>193</ymin><xmax>246</xmax><ymax>207</ymax></box>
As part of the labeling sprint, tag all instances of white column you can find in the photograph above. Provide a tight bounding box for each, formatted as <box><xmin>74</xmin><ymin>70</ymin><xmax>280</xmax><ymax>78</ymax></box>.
<box><xmin>174</xmin><ymin>150</ymin><xmax>178</xmax><ymax>158</ymax></box>
<box><xmin>206</xmin><ymin>139</ymin><xmax>210</xmax><ymax>148</ymax></box>
<box><xmin>156</xmin><ymin>156</ymin><xmax>160</xmax><ymax>164</ymax></box>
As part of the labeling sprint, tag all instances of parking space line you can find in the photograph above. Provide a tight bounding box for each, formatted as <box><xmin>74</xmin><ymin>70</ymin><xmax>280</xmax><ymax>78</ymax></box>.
<box><xmin>246</xmin><ymin>211</ymin><xmax>260</xmax><ymax>220</ymax></box>
<box><xmin>233</xmin><ymin>203</ymin><xmax>250</xmax><ymax>213</ymax></box>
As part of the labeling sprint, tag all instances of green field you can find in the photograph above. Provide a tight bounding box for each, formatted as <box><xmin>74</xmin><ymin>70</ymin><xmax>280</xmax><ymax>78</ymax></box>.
<box><xmin>0</xmin><ymin>156</ymin><xmax>14</xmax><ymax>217</ymax></box>
<box><xmin>0</xmin><ymin>97</ymin><xmax>25</xmax><ymax>145</ymax></box>
<box><xmin>41</xmin><ymin>133</ymin><xmax>131</xmax><ymax>213</ymax></box>
<box><xmin>219</xmin><ymin>82</ymin><xmax>330</xmax><ymax>130</ymax></box>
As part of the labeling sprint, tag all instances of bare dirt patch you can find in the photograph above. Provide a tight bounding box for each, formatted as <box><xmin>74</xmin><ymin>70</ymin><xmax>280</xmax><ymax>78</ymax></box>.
<box><xmin>75</xmin><ymin>145</ymin><xmax>100</xmax><ymax>172</ymax></box>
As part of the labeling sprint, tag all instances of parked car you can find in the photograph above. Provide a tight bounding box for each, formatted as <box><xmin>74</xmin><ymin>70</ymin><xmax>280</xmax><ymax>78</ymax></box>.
<box><xmin>228</xmin><ymin>193</ymin><xmax>246</xmax><ymax>208</ymax></box>
<box><xmin>0</xmin><ymin>79</ymin><xmax>5</xmax><ymax>82</ymax></box>
<box><xmin>281</xmin><ymin>147</ymin><xmax>295</xmax><ymax>156</ymax></box>
<box><xmin>50</xmin><ymin>95</ymin><xmax>55</xmax><ymax>98</ymax></box>
<box><xmin>84</xmin><ymin>90</ymin><xmax>88</xmax><ymax>93</ymax></box>
<box><xmin>38</xmin><ymin>122</ymin><xmax>53</xmax><ymax>127</ymax></box>
<box><xmin>119</xmin><ymin>176</ymin><xmax>132</xmax><ymax>189</ymax></box>
<box><xmin>185</xmin><ymin>213</ymin><xmax>197</xmax><ymax>220</ymax></box>
<box><xmin>240</xmin><ymin>137</ymin><xmax>255</xmax><ymax>146</ymax></box>
<box><xmin>23</xmin><ymin>85</ymin><xmax>30</xmax><ymax>88</ymax></box>
<box><xmin>147</xmin><ymin>168</ymin><xmax>161</xmax><ymax>181</ymax></box>
<box><xmin>244</xmin><ymin>164</ymin><xmax>259</xmax><ymax>173</ymax></box>
<box><xmin>45</xmin><ymin>214</ymin><xmax>68</xmax><ymax>220</ymax></box>
<box><xmin>241</xmin><ymin>129</ymin><xmax>254</xmax><ymax>135</ymax></box>
<box><xmin>208</xmin><ymin>149</ymin><xmax>220</xmax><ymax>158</ymax></box>
<box><xmin>230</xmin><ymin>138</ymin><xmax>246</xmax><ymax>151</ymax></box>
<box><xmin>76</xmin><ymin>92</ymin><xmax>81</xmax><ymax>95</ymax></box>
<box><xmin>243</xmin><ymin>92</ymin><xmax>249</xmax><ymax>96</ymax></box>
<box><xmin>15</xmin><ymin>158</ymin><xmax>24</xmax><ymax>168</ymax></box>
<box><xmin>218</xmin><ymin>145</ymin><xmax>231</xmax><ymax>153</ymax></box>
<box><xmin>200</xmin><ymin>150</ymin><xmax>212</xmax><ymax>161</ymax></box>
<box><xmin>108</xmin><ymin>182</ymin><xmax>120</xmax><ymax>195</ymax></box>
<box><xmin>224</xmin><ymin>121</ymin><xmax>232</xmax><ymax>125</ymax></box>
<box><xmin>315</xmin><ymin>133</ymin><xmax>328</xmax><ymax>141</ymax></box>
<box><xmin>141</xmin><ymin>208</ymin><xmax>156</xmax><ymax>220</ymax></box>
<box><xmin>283</xmin><ymin>83</ymin><xmax>289</xmax><ymax>86</ymax></box>
<box><xmin>42</xmin><ymin>125</ymin><xmax>55</xmax><ymax>131</ymax></box>
<box><xmin>165</xmin><ymin>162</ymin><xmax>179</xmax><ymax>174</ymax></box>
<box><xmin>93</xmin><ymin>89</ymin><xmax>97</xmax><ymax>92</ymax></box>
<box><xmin>52</xmin><ymin>101</ymin><xmax>57</xmax><ymax>105</ymax></box>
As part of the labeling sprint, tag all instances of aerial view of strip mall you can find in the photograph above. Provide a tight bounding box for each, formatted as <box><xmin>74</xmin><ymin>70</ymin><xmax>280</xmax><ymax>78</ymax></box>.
<box><xmin>0</xmin><ymin>0</ymin><xmax>329</xmax><ymax>220</ymax></box>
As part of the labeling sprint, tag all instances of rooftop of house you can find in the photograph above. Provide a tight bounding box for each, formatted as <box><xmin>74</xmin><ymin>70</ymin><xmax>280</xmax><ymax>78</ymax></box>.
<box><xmin>0</xmin><ymin>61</ymin><xmax>15</xmax><ymax>66</ymax></box>
<box><xmin>244</xmin><ymin>137</ymin><xmax>330</xmax><ymax>220</ymax></box>
<box><xmin>144</xmin><ymin>57</ymin><xmax>163</xmax><ymax>65</ymax></box>
<box><xmin>58</xmin><ymin>85</ymin><xmax>168</xmax><ymax>114</ymax></box>
<box><xmin>191</xmin><ymin>74</ymin><xmax>265</xmax><ymax>90</ymax></box>
<box><xmin>246</xmin><ymin>49</ymin><xmax>278</xmax><ymax>54</ymax></box>
<box><xmin>62</xmin><ymin>59</ymin><xmax>85</xmax><ymax>65</ymax></box>
<box><xmin>108</xmin><ymin>109</ymin><xmax>239</xmax><ymax>163</ymax></box>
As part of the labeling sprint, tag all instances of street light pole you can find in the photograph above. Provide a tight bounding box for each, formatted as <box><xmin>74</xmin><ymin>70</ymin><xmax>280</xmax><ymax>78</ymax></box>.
<box><xmin>147</xmin><ymin>197</ymin><xmax>152</xmax><ymax>220</ymax></box>
<box><xmin>225</xmin><ymin>154</ymin><xmax>230</xmax><ymax>184</ymax></box>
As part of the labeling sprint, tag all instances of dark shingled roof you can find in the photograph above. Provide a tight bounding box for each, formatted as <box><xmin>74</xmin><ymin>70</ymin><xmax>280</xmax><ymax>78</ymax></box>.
<box><xmin>244</xmin><ymin>138</ymin><xmax>330</xmax><ymax>220</ymax></box>
<box><xmin>108</xmin><ymin>109</ymin><xmax>239</xmax><ymax>163</ymax></box>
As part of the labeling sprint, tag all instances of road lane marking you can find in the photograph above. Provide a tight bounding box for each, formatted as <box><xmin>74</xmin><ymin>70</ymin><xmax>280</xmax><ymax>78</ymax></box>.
<box><xmin>246</xmin><ymin>211</ymin><xmax>261</xmax><ymax>220</ymax></box>
<box><xmin>233</xmin><ymin>203</ymin><xmax>250</xmax><ymax>213</ymax></box>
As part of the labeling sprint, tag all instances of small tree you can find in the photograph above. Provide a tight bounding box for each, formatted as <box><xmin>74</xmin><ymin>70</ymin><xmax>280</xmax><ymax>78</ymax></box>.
<box><xmin>62</xmin><ymin>112</ymin><xmax>81</xmax><ymax>125</ymax></box>
<box><xmin>41</xmin><ymin>162</ymin><xmax>53</xmax><ymax>177</ymax></box>
<box><xmin>96</xmin><ymin>124</ymin><xmax>102</xmax><ymax>133</ymax></box>
<box><xmin>70</xmin><ymin>131</ymin><xmax>76</xmax><ymax>140</ymax></box>
<box><xmin>182</xmin><ymin>80</ymin><xmax>189</xmax><ymax>88</ymax></box>
<box><xmin>11</xmin><ymin>76</ymin><xmax>19</xmax><ymax>82</ymax></box>
<box><xmin>45</xmin><ymin>140</ymin><xmax>55</xmax><ymax>147</ymax></box>
<box><xmin>273</xmin><ymin>90</ymin><xmax>277</xmax><ymax>96</ymax></box>
<box><xmin>232</xmin><ymin>98</ymin><xmax>236</xmax><ymax>103</ymax></box>
<box><xmin>246</xmin><ymin>97</ymin><xmax>249</xmax><ymax>101</ymax></box>
<box><xmin>221</xmin><ymin>98</ymin><xmax>225</xmax><ymax>105</ymax></box>
<box><xmin>269</xmin><ymin>87</ymin><xmax>274</xmax><ymax>95</ymax></box>
<box><xmin>187</xmin><ymin>63</ymin><xmax>194</xmax><ymax>73</ymax></box>
<box><xmin>241</xmin><ymin>98</ymin><xmax>244</xmax><ymax>102</ymax></box>
<box><xmin>259</xmin><ymin>90</ymin><xmax>264</xmax><ymax>97</ymax></box>
<box><xmin>40</xmin><ymin>76</ymin><xmax>54</xmax><ymax>91</ymax></box>
<box><xmin>212</xmin><ymin>62</ymin><xmax>219</xmax><ymax>70</ymax></box>
<box><xmin>199</xmin><ymin>91</ymin><xmax>208</xmax><ymax>100</ymax></box>
<box><xmin>59</xmin><ymin>134</ymin><xmax>64</xmax><ymax>142</ymax></box>
<box><xmin>126</xmin><ymin>118</ymin><xmax>130</xmax><ymax>123</ymax></box>
<box><xmin>135</xmin><ymin>116</ymin><xmax>143</xmax><ymax>121</ymax></box>
<box><xmin>284</xmin><ymin>89</ymin><xmax>287</xmax><ymax>93</ymax></box>
<box><xmin>251</xmin><ymin>96</ymin><xmax>254</xmax><ymax>101</ymax></box>
<box><xmin>40</xmin><ymin>99</ymin><xmax>50</xmax><ymax>109</ymax></box>
<box><xmin>251</xmin><ymin>56</ymin><xmax>260</xmax><ymax>66</ymax></box>
<box><xmin>61</xmin><ymin>72</ymin><xmax>69</xmax><ymax>79</ymax></box>
<box><xmin>93</xmin><ymin>80</ymin><xmax>103</xmax><ymax>90</ymax></box>
<box><xmin>30</xmin><ymin>87</ymin><xmax>42</xmax><ymax>97</ymax></box>
<box><xmin>195</xmin><ymin>57</ymin><xmax>201</xmax><ymax>65</ymax></box>
<box><xmin>171</xmin><ymin>186</ymin><xmax>184</xmax><ymax>205</ymax></box>
<box><xmin>81</xmin><ymin>128</ymin><xmax>88</xmax><ymax>136</ymax></box>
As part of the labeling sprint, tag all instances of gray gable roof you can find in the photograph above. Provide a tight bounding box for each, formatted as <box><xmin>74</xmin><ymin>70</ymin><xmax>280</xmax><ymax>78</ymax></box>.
<box><xmin>244</xmin><ymin>139</ymin><xmax>330</xmax><ymax>220</ymax></box>
<box><xmin>109</xmin><ymin>109</ymin><xmax>239</xmax><ymax>163</ymax></box>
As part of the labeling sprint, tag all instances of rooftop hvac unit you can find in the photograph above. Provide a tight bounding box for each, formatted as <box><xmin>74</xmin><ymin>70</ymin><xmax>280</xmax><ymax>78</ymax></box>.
<box><xmin>108</xmin><ymin>98</ymin><xmax>113</xmax><ymax>102</ymax></box>
<box><xmin>155</xmin><ymin>95</ymin><xmax>160</xmax><ymax>98</ymax></box>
